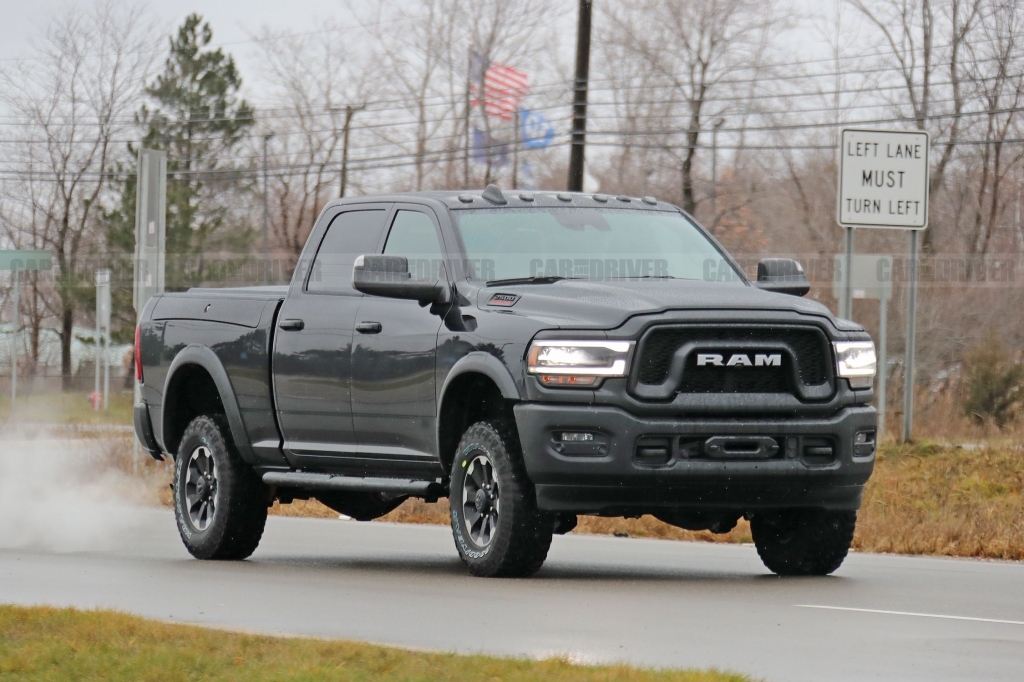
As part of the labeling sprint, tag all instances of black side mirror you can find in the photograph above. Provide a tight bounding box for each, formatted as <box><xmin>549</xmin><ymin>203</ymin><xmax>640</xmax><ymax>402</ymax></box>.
<box><xmin>756</xmin><ymin>258</ymin><xmax>810</xmax><ymax>297</ymax></box>
<box><xmin>352</xmin><ymin>255</ymin><xmax>451</xmax><ymax>306</ymax></box>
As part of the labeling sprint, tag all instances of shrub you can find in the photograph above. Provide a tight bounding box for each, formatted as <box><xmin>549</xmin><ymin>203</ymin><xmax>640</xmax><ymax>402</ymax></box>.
<box><xmin>962</xmin><ymin>329</ymin><xmax>1023</xmax><ymax>428</ymax></box>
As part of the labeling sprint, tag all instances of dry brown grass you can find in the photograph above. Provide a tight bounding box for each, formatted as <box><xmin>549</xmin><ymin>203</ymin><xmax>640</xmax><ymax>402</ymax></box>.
<box><xmin>853</xmin><ymin>442</ymin><xmax>1024</xmax><ymax>559</ymax></box>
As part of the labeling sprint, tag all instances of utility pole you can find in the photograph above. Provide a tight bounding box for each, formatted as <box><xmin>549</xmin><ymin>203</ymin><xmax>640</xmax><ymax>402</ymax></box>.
<box><xmin>711</xmin><ymin>117</ymin><xmax>725</xmax><ymax>216</ymax></box>
<box><xmin>340</xmin><ymin>105</ymin><xmax>363</xmax><ymax>198</ymax></box>
<box><xmin>567</xmin><ymin>0</ymin><xmax>592</xmax><ymax>192</ymax></box>
<box><xmin>262</xmin><ymin>133</ymin><xmax>273</xmax><ymax>275</ymax></box>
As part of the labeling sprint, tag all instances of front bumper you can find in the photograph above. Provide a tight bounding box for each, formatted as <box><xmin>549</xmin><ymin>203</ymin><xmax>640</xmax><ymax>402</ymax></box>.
<box><xmin>514</xmin><ymin>403</ymin><xmax>877</xmax><ymax>514</ymax></box>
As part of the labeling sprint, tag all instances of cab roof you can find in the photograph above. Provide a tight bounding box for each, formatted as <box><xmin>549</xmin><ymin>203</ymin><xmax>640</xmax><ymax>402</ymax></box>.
<box><xmin>326</xmin><ymin>188</ymin><xmax>679</xmax><ymax>212</ymax></box>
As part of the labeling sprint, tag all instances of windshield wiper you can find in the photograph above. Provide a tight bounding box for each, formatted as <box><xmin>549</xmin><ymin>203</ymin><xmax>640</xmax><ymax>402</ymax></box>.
<box><xmin>606</xmin><ymin>275</ymin><xmax>677</xmax><ymax>279</ymax></box>
<box><xmin>486</xmin><ymin>275</ymin><xmax>568</xmax><ymax>286</ymax></box>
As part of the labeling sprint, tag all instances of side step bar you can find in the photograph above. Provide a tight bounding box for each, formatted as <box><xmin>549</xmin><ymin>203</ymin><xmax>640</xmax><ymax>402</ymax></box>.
<box><xmin>262</xmin><ymin>471</ymin><xmax>442</xmax><ymax>496</ymax></box>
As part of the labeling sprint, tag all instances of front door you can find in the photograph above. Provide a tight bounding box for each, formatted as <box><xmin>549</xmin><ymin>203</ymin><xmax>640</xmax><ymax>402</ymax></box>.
<box><xmin>351</xmin><ymin>206</ymin><xmax>451</xmax><ymax>477</ymax></box>
<box><xmin>272</xmin><ymin>206</ymin><xmax>390</xmax><ymax>471</ymax></box>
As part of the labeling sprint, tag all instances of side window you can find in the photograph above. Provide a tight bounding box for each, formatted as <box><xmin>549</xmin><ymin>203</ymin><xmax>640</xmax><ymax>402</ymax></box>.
<box><xmin>307</xmin><ymin>209</ymin><xmax>387</xmax><ymax>293</ymax></box>
<box><xmin>383</xmin><ymin>210</ymin><xmax>444</xmax><ymax>280</ymax></box>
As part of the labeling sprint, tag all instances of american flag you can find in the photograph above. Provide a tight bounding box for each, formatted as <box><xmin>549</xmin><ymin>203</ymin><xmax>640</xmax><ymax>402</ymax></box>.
<box><xmin>470</xmin><ymin>52</ymin><xmax>529</xmax><ymax>121</ymax></box>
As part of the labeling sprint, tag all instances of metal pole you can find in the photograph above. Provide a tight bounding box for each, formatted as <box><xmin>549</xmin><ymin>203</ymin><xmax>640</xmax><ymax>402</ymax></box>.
<box><xmin>465</xmin><ymin>51</ymin><xmax>471</xmax><ymax>189</ymax></box>
<box><xmin>567</xmin><ymin>0</ymin><xmax>592</xmax><ymax>192</ymax></box>
<box><xmin>10</xmin><ymin>266</ymin><xmax>17</xmax><ymax>414</ymax></box>
<box><xmin>712</xmin><ymin>118</ymin><xmax>724</xmax><ymax>216</ymax></box>
<box><xmin>340</xmin><ymin>106</ymin><xmax>356</xmax><ymax>198</ymax></box>
<box><xmin>902</xmin><ymin>230</ymin><xmax>919</xmax><ymax>442</ymax></box>
<box><xmin>102</xmin><ymin>328</ymin><xmax>109</xmax><ymax>411</ymax></box>
<box><xmin>843</xmin><ymin>227</ymin><xmax>854</xmax><ymax>319</ymax></box>
<box><xmin>513</xmin><ymin>108</ymin><xmax>520</xmax><ymax>188</ymax></box>
<box><xmin>262</xmin><ymin>133</ymin><xmax>272</xmax><ymax>277</ymax></box>
<box><xmin>878</xmin><ymin>293</ymin><xmax>887</xmax><ymax>441</ymax></box>
<box><xmin>94</xmin><ymin>288</ymin><xmax>100</xmax><ymax>412</ymax></box>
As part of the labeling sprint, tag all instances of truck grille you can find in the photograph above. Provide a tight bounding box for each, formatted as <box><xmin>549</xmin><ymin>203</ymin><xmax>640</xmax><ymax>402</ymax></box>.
<box><xmin>634</xmin><ymin>325</ymin><xmax>831</xmax><ymax>396</ymax></box>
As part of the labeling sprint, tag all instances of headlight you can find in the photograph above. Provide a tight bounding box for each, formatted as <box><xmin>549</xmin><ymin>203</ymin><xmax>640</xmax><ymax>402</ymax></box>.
<box><xmin>527</xmin><ymin>340</ymin><xmax>634</xmax><ymax>387</ymax></box>
<box><xmin>834</xmin><ymin>340</ymin><xmax>876</xmax><ymax>389</ymax></box>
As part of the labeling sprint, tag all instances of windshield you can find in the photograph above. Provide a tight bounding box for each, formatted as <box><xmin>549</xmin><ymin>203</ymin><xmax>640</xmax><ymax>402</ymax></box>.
<box><xmin>452</xmin><ymin>208</ymin><xmax>743</xmax><ymax>284</ymax></box>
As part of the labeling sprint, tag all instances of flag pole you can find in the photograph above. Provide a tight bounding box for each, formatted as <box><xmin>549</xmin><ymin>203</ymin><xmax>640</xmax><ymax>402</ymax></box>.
<box><xmin>464</xmin><ymin>50</ymin><xmax>471</xmax><ymax>189</ymax></box>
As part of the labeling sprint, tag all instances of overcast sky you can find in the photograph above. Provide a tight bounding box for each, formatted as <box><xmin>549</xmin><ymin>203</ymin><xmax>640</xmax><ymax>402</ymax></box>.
<box><xmin>1</xmin><ymin>0</ymin><xmax>364</xmax><ymax>101</ymax></box>
<box><xmin>2</xmin><ymin>0</ymin><xmax>840</xmax><ymax>101</ymax></box>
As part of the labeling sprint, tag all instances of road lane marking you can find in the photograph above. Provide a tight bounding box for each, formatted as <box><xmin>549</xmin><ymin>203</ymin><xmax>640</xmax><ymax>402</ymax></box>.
<box><xmin>797</xmin><ymin>605</ymin><xmax>1024</xmax><ymax>626</ymax></box>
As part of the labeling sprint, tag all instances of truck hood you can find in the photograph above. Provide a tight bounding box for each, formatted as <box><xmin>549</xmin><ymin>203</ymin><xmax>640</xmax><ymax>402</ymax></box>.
<box><xmin>474</xmin><ymin>279</ymin><xmax>848</xmax><ymax>330</ymax></box>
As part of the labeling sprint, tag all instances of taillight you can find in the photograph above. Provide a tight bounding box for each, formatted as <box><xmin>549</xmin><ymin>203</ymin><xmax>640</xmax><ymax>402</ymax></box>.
<box><xmin>134</xmin><ymin>324</ymin><xmax>143</xmax><ymax>383</ymax></box>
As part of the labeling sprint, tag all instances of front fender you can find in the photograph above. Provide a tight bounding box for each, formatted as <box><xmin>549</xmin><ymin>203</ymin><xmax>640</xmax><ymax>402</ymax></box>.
<box><xmin>439</xmin><ymin>351</ymin><xmax>521</xmax><ymax>401</ymax></box>
<box><xmin>160</xmin><ymin>344</ymin><xmax>258</xmax><ymax>465</ymax></box>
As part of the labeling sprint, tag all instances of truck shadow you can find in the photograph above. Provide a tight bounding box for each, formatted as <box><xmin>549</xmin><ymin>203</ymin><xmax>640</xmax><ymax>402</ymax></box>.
<box><xmin>254</xmin><ymin>554</ymin><xmax>846</xmax><ymax>584</ymax></box>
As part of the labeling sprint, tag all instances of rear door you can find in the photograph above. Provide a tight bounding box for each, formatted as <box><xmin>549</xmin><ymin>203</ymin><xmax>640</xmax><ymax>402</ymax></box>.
<box><xmin>272</xmin><ymin>205</ymin><xmax>391</xmax><ymax>471</ymax></box>
<box><xmin>350</xmin><ymin>205</ymin><xmax>451</xmax><ymax>477</ymax></box>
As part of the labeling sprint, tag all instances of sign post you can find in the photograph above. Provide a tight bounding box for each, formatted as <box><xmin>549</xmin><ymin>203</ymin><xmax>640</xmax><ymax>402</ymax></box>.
<box><xmin>837</xmin><ymin>128</ymin><xmax>929</xmax><ymax>442</ymax></box>
<box><xmin>2</xmin><ymin>250</ymin><xmax>53</xmax><ymax>415</ymax></box>
<box><xmin>834</xmin><ymin>254</ymin><xmax>893</xmax><ymax>438</ymax></box>
<box><xmin>95</xmin><ymin>269</ymin><xmax>111</xmax><ymax>411</ymax></box>
<box><xmin>10</xmin><ymin>266</ymin><xmax>16</xmax><ymax>413</ymax></box>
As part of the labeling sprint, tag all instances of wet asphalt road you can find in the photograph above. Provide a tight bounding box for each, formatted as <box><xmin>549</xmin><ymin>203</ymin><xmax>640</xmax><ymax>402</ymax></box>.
<box><xmin>1</xmin><ymin>509</ymin><xmax>1022</xmax><ymax>682</ymax></box>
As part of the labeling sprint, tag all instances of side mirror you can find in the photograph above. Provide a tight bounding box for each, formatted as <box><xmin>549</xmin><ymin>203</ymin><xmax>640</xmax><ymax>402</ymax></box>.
<box><xmin>755</xmin><ymin>258</ymin><xmax>810</xmax><ymax>297</ymax></box>
<box><xmin>352</xmin><ymin>255</ymin><xmax>451</xmax><ymax>306</ymax></box>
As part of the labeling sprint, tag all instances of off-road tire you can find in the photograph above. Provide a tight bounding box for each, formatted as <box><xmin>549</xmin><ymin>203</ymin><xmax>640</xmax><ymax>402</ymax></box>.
<box><xmin>751</xmin><ymin>509</ymin><xmax>857</xmax><ymax>576</ymax></box>
<box><xmin>174</xmin><ymin>415</ymin><xmax>268</xmax><ymax>560</ymax></box>
<box><xmin>449</xmin><ymin>421</ymin><xmax>553</xmax><ymax>577</ymax></box>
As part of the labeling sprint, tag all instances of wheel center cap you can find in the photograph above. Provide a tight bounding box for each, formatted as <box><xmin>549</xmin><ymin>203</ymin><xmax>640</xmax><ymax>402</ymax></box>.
<box><xmin>196</xmin><ymin>477</ymin><xmax>208</xmax><ymax>498</ymax></box>
<box><xmin>474</xmin><ymin>489</ymin><xmax>490</xmax><ymax>514</ymax></box>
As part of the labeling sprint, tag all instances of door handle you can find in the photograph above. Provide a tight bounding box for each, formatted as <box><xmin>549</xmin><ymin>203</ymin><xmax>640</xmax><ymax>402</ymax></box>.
<box><xmin>279</xmin><ymin>318</ymin><xmax>305</xmax><ymax>331</ymax></box>
<box><xmin>356</xmin><ymin>321</ymin><xmax>382</xmax><ymax>334</ymax></box>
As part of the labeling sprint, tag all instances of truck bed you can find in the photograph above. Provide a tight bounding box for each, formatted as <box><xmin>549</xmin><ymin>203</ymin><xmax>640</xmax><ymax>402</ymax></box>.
<box><xmin>140</xmin><ymin>286</ymin><xmax>288</xmax><ymax>467</ymax></box>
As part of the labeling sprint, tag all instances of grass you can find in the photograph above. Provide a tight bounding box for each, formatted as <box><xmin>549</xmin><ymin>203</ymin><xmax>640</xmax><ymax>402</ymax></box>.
<box><xmin>271</xmin><ymin>441</ymin><xmax>1024</xmax><ymax>560</ymax></box>
<box><xmin>854</xmin><ymin>441</ymin><xmax>1024</xmax><ymax>559</ymax></box>
<box><xmin>0</xmin><ymin>605</ymin><xmax>748</xmax><ymax>682</ymax></box>
<box><xmin>0</xmin><ymin>389</ymin><xmax>134</xmax><ymax>425</ymax></box>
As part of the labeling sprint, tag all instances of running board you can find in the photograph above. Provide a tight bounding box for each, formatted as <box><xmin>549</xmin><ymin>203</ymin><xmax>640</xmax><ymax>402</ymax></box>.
<box><xmin>262</xmin><ymin>471</ymin><xmax>441</xmax><ymax>496</ymax></box>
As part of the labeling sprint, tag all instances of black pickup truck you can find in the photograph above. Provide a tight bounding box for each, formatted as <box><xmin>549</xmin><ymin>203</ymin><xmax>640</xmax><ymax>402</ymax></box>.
<box><xmin>134</xmin><ymin>185</ymin><xmax>877</xmax><ymax>577</ymax></box>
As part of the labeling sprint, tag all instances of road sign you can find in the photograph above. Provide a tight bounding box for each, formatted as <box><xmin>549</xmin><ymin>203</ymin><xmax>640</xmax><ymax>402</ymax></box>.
<box><xmin>0</xmin><ymin>250</ymin><xmax>52</xmax><ymax>271</ymax></box>
<box><xmin>837</xmin><ymin>129</ymin><xmax>930</xmax><ymax>230</ymax></box>
<box><xmin>832</xmin><ymin>254</ymin><xmax>893</xmax><ymax>303</ymax></box>
<box><xmin>836</xmin><ymin>129</ymin><xmax>929</xmax><ymax>443</ymax></box>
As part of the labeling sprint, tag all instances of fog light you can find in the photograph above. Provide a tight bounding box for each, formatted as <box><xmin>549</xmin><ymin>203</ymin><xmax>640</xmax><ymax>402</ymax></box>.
<box><xmin>854</xmin><ymin>430</ymin><xmax>876</xmax><ymax>457</ymax></box>
<box><xmin>561</xmin><ymin>432</ymin><xmax>595</xmax><ymax>442</ymax></box>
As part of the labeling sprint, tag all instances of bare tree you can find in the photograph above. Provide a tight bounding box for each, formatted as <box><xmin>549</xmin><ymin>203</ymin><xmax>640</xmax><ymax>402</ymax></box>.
<box><xmin>602</xmin><ymin>0</ymin><xmax>783</xmax><ymax>217</ymax></box>
<box><xmin>960</xmin><ymin>0</ymin><xmax>1024</xmax><ymax>263</ymax></box>
<box><xmin>0</xmin><ymin>1</ymin><xmax>156</xmax><ymax>389</ymax></box>
<box><xmin>353</xmin><ymin>0</ymin><xmax>560</xmax><ymax>192</ymax></box>
<box><xmin>254</xmin><ymin>25</ymin><xmax>376</xmax><ymax>257</ymax></box>
<box><xmin>847</xmin><ymin>0</ymin><xmax>983</xmax><ymax>251</ymax></box>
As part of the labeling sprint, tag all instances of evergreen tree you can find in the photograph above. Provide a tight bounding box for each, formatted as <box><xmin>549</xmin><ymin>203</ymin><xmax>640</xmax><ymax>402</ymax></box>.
<box><xmin>104</xmin><ymin>14</ymin><xmax>254</xmax><ymax>339</ymax></box>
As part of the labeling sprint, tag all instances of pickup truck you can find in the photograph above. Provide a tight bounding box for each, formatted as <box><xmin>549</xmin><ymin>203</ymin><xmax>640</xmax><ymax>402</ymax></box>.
<box><xmin>134</xmin><ymin>185</ymin><xmax>878</xmax><ymax>578</ymax></box>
